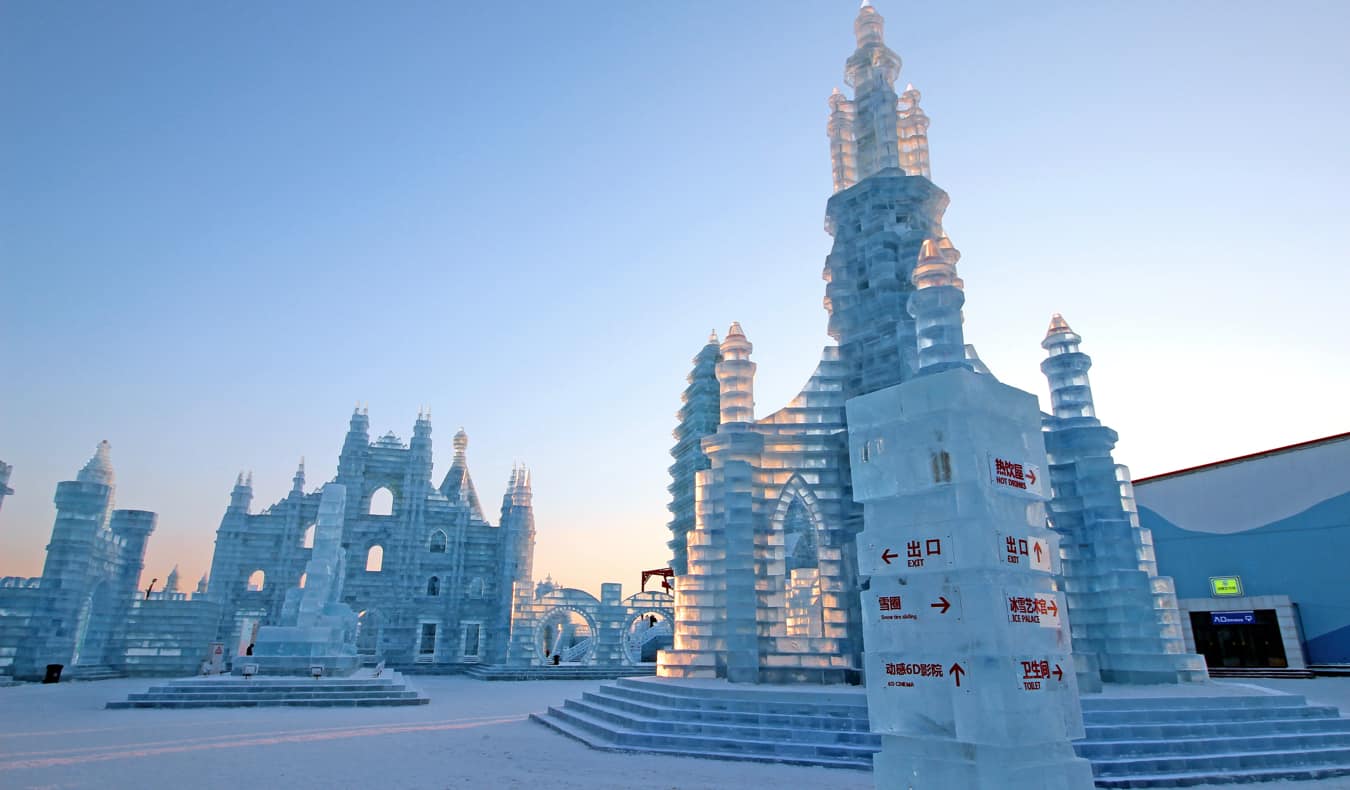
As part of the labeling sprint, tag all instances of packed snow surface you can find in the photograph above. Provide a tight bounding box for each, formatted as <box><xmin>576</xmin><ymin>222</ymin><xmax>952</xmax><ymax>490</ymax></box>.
<box><xmin>4</xmin><ymin>676</ymin><xmax>1350</xmax><ymax>788</ymax></box>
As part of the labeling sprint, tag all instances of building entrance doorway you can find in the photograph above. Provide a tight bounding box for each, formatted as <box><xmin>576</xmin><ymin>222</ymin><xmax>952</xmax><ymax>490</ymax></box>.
<box><xmin>1189</xmin><ymin>609</ymin><xmax>1288</xmax><ymax>668</ymax></box>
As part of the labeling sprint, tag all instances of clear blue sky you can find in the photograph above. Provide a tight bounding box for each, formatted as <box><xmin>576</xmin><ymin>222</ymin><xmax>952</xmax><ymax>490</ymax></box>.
<box><xmin>3</xmin><ymin>1</ymin><xmax>1348</xmax><ymax>595</ymax></box>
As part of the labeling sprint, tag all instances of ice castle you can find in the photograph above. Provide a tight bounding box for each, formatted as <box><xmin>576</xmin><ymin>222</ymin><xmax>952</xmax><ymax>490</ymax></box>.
<box><xmin>659</xmin><ymin>0</ymin><xmax>1203</xmax><ymax>689</ymax></box>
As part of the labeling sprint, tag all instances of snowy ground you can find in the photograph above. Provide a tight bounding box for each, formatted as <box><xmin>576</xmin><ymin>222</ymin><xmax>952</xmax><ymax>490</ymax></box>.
<box><xmin>2</xmin><ymin>675</ymin><xmax>1350</xmax><ymax>789</ymax></box>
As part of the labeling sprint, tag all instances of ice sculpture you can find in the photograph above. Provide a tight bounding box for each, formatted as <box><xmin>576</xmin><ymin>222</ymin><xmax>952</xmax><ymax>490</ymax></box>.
<box><xmin>846</xmin><ymin>239</ymin><xmax>1093</xmax><ymax>788</ymax></box>
<box><xmin>248</xmin><ymin>483</ymin><xmax>361</xmax><ymax>676</ymax></box>
<box><xmin>1041</xmin><ymin>315</ymin><xmax>1207</xmax><ymax>688</ymax></box>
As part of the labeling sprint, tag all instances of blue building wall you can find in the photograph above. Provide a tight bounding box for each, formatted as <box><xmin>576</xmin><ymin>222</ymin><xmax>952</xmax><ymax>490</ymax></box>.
<box><xmin>1135</xmin><ymin>434</ymin><xmax>1350</xmax><ymax>665</ymax></box>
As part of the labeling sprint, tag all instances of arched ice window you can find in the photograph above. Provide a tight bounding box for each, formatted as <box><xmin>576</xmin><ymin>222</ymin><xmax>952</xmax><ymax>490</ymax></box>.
<box><xmin>366</xmin><ymin>545</ymin><xmax>384</xmax><ymax>573</ymax></box>
<box><xmin>298</xmin><ymin>572</ymin><xmax>308</xmax><ymax>589</ymax></box>
<box><xmin>429</xmin><ymin>530</ymin><xmax>447</xmax><ymax>553</ymax></box>
<box><xmin>369</xmin><ymin>487</ymin><xmax>394</xmax><ymax>516</ymax></box>
<box><xmin>302</xmin><ymin>523</ymin><xmax>316</xmax><ymax>549</ymax></box>
<box><xmin>468</xmin><ymin>577</ymin><xmax>484</xmax><ymax>598</ymax></box>
<box><xmin>427</xmin><ymin>576</ymin><xmax>440</xmax><ymax>596</ymax></box>
<box><xmin>247</xmin><ymin>569</ymin><xmax>265</xmax><ymax>591</ymax></box>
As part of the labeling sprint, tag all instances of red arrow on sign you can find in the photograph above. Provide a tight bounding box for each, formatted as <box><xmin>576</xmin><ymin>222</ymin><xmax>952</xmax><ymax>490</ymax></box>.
<box><xmin>1027</xmin><ymin>469</ymin><xmax>1037</xmax><ymax>485</ymax></box>
<box><xmin>881</xmin><ymin>548</ymin><xmax>898</xmax><ymax>565</ymax></box>
<box><xmin>930</xmin><ymin>596</ymin><xmax>951</xmax><ymax>615</ymax></box>
<box><xmin>949</xmin><ymin>662</ymin><xmax>966</xmax><ymax>688</ymax></box>
<box><xmin>1053</xmin><ymin>664</ymin><xmax>1064</xmax><ymax>682</ymax></box>
<box><xmin>1033</xmin><ymin>542</ymin><xmax>1044</xmax><ymax>563</ymax></box>
<box><xmin>1047</xmin><ymin>599</ymin><xmax>1058</xmax><ymax>617</ymax></box>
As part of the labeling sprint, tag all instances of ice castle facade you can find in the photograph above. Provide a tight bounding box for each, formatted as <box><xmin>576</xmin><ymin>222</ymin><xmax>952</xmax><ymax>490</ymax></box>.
<box><xmin>208</xmin><ymin>408</ymin><xmax>535</xmax><ymax>670</ymax></box>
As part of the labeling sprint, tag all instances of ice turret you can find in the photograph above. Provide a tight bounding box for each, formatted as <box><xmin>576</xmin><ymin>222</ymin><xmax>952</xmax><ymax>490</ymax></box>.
<box><xmin>165</xmin><ymin>565</ymin><xmax>181</xmax><ymax>593</ymax></box>
<box><xmin>907</xmin><ymin>236</ymin><xmax>970</xmax><ymax>375</ymax></box>
<box><xmin>897</xmin><ymin>83</ymin><xmax>931</xmax><ymax>179</ymax></box>
<box><xmin>77</xmin><ymin>440</ymin><xmax>115</xmax><ymax>487</ymax></box>
<box><xmin>291</xmin><ymin>457</ymin><xmax>306</xmax><ymax>496</ymax></box>
<box><xmin>196</xmin><ymin>574</ymin><xmax>209</xmax><ymax>595</ymax></box>
<box><xmin>410</xmin><ymin>409</ymin><xmax>433</xmax><ymax>481</ymax></box>
<box><xmin>1041</xmin><ymin>314</ymin><xmax>1095</xmax><ymax>421</ymax></box>
<box><xmin>439</xmin><ymin>427</ymin><xmax>484</xmax><ymax>521</ymax></box>
<box><xmin>227</xmin><ymin>471</ymin><xmax>253</xmax><ymax>514</ymax></box>
<box><xmin>716</xmin><ymin>322</ymin><xmax>756</xmax><ymax>426</ymax></box>
<box><xmin>336</xmin><ymin>405</ymin><xmax>370</xmax><ymax>481</ymax></box>
<box><xmin>496</xmin><ymin>462</ymin><xmax>537</xmax><ymax>662</ymax></box>
<box><xmin>0</xmin><ymin>460</ymin><xmax>13</xmax><ymax>515</ymax></box>
<box><xmin>827</xmin><ymin>88</ymin><xmax>858</xmax><ymax>193</ymax></box>
<box><xmin>666</xmin><ymin>332</ymin><xmax>722</xmax><ymax>576</ymax></box>
<box><xmin>1040</xmin><ymin>315</ymin><xmax>1208</xmax><ymax>687</ymax></box>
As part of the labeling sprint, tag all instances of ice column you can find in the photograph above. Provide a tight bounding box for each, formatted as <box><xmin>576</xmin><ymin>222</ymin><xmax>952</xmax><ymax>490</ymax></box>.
<box><xmin>897</xmin><ymin>84</ymin><xmax>931</xmax><ymax>179</ymax></box>
<box><xmin>847</xmin><ymin>247</ymin><xmax>1093</xmax><ymax>788</ymax></box>
<box><xmin>717</xmin><ymin>322</ymin><xmax>755</xmax><ymax>425</ymax></box>
<box><xmin>908</xmin><ymin>237</ymin><xmax>967</xmax><ymax>373</ymax></box>
<box><xmin>1040</xmin><ymin>315</ymin><xmax>1207</xmax><ymax>687</ymax></box>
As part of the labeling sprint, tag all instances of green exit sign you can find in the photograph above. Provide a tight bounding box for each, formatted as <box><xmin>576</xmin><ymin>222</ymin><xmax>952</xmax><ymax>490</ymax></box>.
<box><xmin>1210</xmin><ymin>576</ymin><xmax>1244</xmax><ymax>597</ymax></box>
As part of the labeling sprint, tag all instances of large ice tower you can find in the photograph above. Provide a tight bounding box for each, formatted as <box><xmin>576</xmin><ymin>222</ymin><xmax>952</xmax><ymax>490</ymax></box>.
<box><xmin>660</xmin><ymin>0</ymin><xmax>950</xmax><ymax>683</ymax></box>
<box><xmin>660</xmin><ymin>2</ymin><xmax>1199</xmax><ymax>699</ymax></box>
<box><xmin>1041</xmin><ymin>315</ymin><xmax>1207</xmax><ymax>687</ymax></box>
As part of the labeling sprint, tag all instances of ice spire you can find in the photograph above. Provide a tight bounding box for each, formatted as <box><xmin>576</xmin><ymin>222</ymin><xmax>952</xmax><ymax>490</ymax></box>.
<box><xmin>1041</xmin><ymin>314</ymin><xmax>1096</xmax><ymax>421</ymax></box>
<box><xmin>907</xmin><ymin>236</ymin><xmax>970</xmax><ymax>374</ymax></box>
<box><xmin>897</xmin><ymin>83</ymin><xmax>931</xmax><ymax>179</ymax></box>
<box><xmin>337</xmin><ymin>404</ymin><xmax>371</xmax><ymax>481</ymax></box>
<box><xmin>291</xmin><ymin>457</ymin><xmax>306</xmax><ymax>496</ymax></box>
<box><xmin>228</xmin><ymin>470</ymin><xmax>253</xmax><ymax>514</ymax></box>
<box><xmin>439</xmin><ymin>426</ymin><xmax>484</xmax><ymax>520</ymax></box>
<box><xmin>196</xmin><ymin>573</ymin><xmax>209</xmax><ymax>595</ymax></box>
<box><xmin>165</xmin><ymin>565</ymin><xmax>180</xmax><ymax>593</ymax></box>
<box><xmin>827</xmin><ymin>87</ymin><xmax>858</xmax><ymax>192</ymax></box>
<box><xmin>76</xmin><ymin>440</ymin><xmax>115</xmax><ymax>487</ymax></box>
<box><xmin>453</xmin><ymin>427</ymin><xmax>468</xmax><ymax>463</ymax></box>
<box><xmin>716</xmin><ymin>322</ymin><xmax>756</xmax><ymax>426</ymax></box>
<box><xmin>828</xmin><ymin>3</ymin><xmax>931</xmax><ymax>191</ymax></box>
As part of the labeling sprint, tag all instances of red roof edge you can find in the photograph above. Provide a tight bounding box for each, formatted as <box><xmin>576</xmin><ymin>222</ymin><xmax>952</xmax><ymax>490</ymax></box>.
<box><xmin>1132</xmin><ymin>431</ymin><xmax>1350</xmax><ymax>486</ymax></box>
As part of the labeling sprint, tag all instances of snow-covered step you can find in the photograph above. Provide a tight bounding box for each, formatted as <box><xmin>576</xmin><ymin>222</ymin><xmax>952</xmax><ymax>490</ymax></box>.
<box><xmin>564</xmin><ymin>695</ymin><xmax>880</xmax><ymax>746</ymax></box>
<box><xmin>533</xmin><ymin>704</ymin><xmax>874</xmax><ymax>769</ymax></box>
<box><xmin>1084</xmin><ymin>716</ymin><xmax>1350</xmax><ymax>741</ymax></box>
<box><xmin>464</xmin><ymin>664</ymin><xmax>655</xmax><ymax>681</ymax></box>
<box><xmin>583</xmin><ymin>688</ymin><xmax>871</xmax><ymax>732</ymax></box>
<box><xmin>106</xmin><ymin>671</ymin><xmax>429</xmax><ymax>709</ymax></box>
<box><xmin>531</xmin><ymin>707</ymin><xmax>872</xmax><ymax>771</ymax></box>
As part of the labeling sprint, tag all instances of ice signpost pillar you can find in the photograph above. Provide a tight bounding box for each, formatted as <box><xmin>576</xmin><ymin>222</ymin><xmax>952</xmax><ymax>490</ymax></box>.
<box><xmin>847</xmin><ymin>367</ymin><xmax>1095</xmax><ymax>789</ymax></box>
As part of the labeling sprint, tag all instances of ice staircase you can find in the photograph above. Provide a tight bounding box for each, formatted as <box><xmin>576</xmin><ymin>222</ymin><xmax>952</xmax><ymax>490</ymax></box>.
<box><xmin>532</xmin><ymin>677</ymin><xmax>1350</xmax><ymax>786</ymax></box>
<box><xmin>532</xmin><ymin>677</ymin><xmax>875</xmax><ymax>769</ymax></box>
<box><xmin>106</xmin><ymin>671</ymin><xmax>429</xmax><ymax>708</ymax></box>
<box><xmin>64</xmin><ymin>663</ymin><xmax>126</xmax><ymax>681</ymax></box>
<box><xmin>466</xmin><ymin>664</ymin><xmax>656</xmax><ymax>681</ymax></box>
<box><xmin>1081</xmin><ymin>694</ymin><xmax>1350</xmax><ymax>787</ymax></box>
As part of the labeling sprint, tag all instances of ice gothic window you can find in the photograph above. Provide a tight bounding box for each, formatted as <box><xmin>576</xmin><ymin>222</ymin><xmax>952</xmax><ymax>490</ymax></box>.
<box><xmin>427</xmin><ymin>576</ymin><xmax>440</xmax><ymax>596</ymax></box>
<box><xmin>246</xmin><ymin>569</ymin><xmax>265</xmax><ymax>591</ymax></box>
<box><xmin>366</xmin><ymin>545</ymin><xmax>384</xmax><ymax>572</ymax></box>
<box><xmin>369</xmin><ymin>487</ymin><xmax>394</xmax><ymax>516</ymax></box>
<box><xmin>429</xmin><ymin>530</ymin><xmax>447</xmax><ymax>553</ymax></box>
